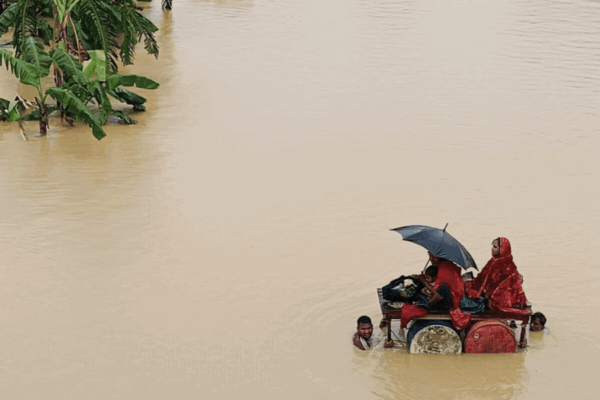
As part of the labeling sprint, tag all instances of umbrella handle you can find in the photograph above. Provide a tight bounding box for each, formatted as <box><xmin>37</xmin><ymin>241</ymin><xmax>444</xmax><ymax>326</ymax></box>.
<box><xmin>422</xmin><ymin>259</ymin><xmax>429</xmax><ymax>274</ymax></box>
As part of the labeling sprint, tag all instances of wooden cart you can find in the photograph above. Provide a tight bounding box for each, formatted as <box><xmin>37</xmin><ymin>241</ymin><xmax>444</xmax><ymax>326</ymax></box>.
<box><xmin>377</xmin><ymin>288</ymin><xmax>532</xmax><ymax>350</ymax></box>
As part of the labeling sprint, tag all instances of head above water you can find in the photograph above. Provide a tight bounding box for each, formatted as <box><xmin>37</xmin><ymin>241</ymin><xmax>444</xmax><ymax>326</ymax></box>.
<box><xmin>356</xmin><ymin>315</ymin><xmax>373</xmax><ymax>339</ymax></box>
<box><xmin>531</xmin><ymin>312</ymin><xmax>547</xmax><ymax>332</ymax></box>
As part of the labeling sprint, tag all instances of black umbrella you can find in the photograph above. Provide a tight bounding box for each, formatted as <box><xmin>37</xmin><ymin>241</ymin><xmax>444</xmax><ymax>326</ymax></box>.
<box><xmin>391</xmin><ymin>224</ymin><xmax>477</xmax><ymax>270</ymax></box>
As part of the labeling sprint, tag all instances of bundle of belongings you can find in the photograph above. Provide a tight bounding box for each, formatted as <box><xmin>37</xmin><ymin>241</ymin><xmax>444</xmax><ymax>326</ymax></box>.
<box><xmin>382</xmin><ymin>276</ymin><xmax>425</xmax><ymax>304</ymax></box>
<box><xmin>382</xmin><ymin>272</ymin><xmax>487</xmax><ymax>330</ymax></box>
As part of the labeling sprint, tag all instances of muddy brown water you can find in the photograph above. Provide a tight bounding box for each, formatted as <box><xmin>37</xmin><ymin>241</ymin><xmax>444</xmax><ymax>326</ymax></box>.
<box><xmin>1</xmin><ymin>0</ymin><xmax>599</xmax><ymax>399</ymax></box>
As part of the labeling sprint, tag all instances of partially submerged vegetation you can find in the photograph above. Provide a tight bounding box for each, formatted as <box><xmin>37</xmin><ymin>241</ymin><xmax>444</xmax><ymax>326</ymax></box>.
<box><xmin>0</xmin><ymin>0</ymin><xmax>161</xmax><ymax>140</ymax></box>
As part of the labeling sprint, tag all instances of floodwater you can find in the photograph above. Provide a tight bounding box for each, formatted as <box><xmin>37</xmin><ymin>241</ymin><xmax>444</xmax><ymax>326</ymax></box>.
<box><xmin>0</xmin><ymin>0</ymin><xmax>599</xmax><ymax>398</ymax></box>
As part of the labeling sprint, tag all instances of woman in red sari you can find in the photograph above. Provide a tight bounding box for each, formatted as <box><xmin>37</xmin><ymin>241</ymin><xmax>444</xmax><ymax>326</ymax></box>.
<box><xmin>465</xmin><ymin>237</ymin><xmax>528</xmax><ymax>314</ymax></box>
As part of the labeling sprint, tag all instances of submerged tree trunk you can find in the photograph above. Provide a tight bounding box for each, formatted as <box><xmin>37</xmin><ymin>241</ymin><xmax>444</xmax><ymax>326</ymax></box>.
<box><xmin>39</xmin><ymin>117</ymin><xmax>48</xmax><ymax>135</ymax></box>
<box><xmin>54</xmin><ymin>67</ymin><xmax>64</xmax><ymax>123</ymax></box>
<box><xmin>36</xmin><ymin>97</ymin><xmax>48</xmax><ymax>135</ymax></box>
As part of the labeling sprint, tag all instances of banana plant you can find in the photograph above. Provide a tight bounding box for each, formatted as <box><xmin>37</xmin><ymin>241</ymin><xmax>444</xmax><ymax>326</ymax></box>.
<box><xmin>0</xmin><ymin>0</ymin><xmax>159</xmax><ymax>72</ymax></box>
<box><xmin>56</xmin><ymin>48</ymin><xmax>159</xmax><ymax>125</ymax></box>
<box><xmin>0</xmin><ymin>37</ymin><xmax>53</xmax><ymax>133</ymax></box>
<box><xmin>0</xmin><ymin>0</ymin><xmax>160</xmax><ymax>140</ymax></box>
<box><xmin>71</xmin><ymin>0</ymin><xmax>159</xmax><ymax>72</ymax></box>
<box><xmin>0</xmin><ymin>37</ymin><xmax>106</xmax><ymax>139</ymax></box>
<box><xmin>53</xmin><ymin>0</ymin><xmax>85</xmax><ymax>55</ymax></box>
<box><xmin>0</xmin><ymin>0</ymin><xmax>54</xmax><ymax>54</ymax></box>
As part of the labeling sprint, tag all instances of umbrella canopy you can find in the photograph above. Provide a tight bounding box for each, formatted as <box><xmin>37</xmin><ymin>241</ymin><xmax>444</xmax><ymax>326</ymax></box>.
<box><xmin>391</xmin><ymin>225</ymin><xmax>477</xmax><ymax>270</ymax></box>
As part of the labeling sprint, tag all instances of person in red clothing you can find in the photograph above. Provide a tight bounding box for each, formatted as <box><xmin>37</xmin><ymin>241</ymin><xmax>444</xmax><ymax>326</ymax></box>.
<box><xmin>465</xmin><ymin>237</ymin><xmax>528</xmax><ymax>314</ymax></box>
<box><xmin>399</xmin><ymin>252</ymin><xmax>472</xmax><ymax>330</ymax></box>
<box><xmin>428</xmin><ymin>252</ymin><xmax>472</xmax><ymax>330</ymax></box>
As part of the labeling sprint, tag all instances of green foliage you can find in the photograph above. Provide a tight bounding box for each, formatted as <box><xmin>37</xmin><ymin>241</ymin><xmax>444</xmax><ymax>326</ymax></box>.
<box><xmin>0</xmin><ymin>49</ymin><xmax>41</xmax><ymax>87</ymax></box>
<box><xmin>20</xmin><ymin>108</ymin><xmax>40</xmax><ymax>120</ymax></box>
<box><xmin>53</xmin><ymin>0</ymin><xmax>84</xmax><ymax>23</ymax></box>
<box><xmin>36</xmin><ymin>20</ymin><xmax>54</xmax><ymax>45</ymax></box>
<box><xmin>74</xmin><ymin>0</ymin><xmax>118</xmax><ymax>72</ymax></box>
<box><xmin>21</xmin><ymin>37</ymin><xmax>52</xmax><ymax>77</ymax></box>
<box><xmin>0</xmin><ymin>42</ymin><xmax>108</xmax><ymax>138</ymax></box>
<box><xmin>0</xmin><ymin>97</ymin><xmax>55</xmax><ymax>122</ymax></box>
<box><xmin>20</xmin><ymin>107</ymin><xmax>59</xmax><ymax>121</ymax></box>
<box><xmin>0</xmin><ymin>37</ymin><xmax>51</xmax><ymax>92</ymax></box>
<box><xmin>6</xmin><ymin>99</ymin><xmax>26</xmax><ymax>121</ymax></box>
<box><xmin>108</xmin><ymin>87</ymin><xmax>147</xmax><ymax>111</ymax></box>
<box><xmin>56</xmin><ymin>49</ymin><xmax>157</xmax><ymax>125</ymax></box>
<box><xmin>0</xmin><ymin>3</ymin><xmax>20</xmax><ymax>36</ymax></box>
<box><xmin>109</xmin><ymin>109</ymin><xmax>136</xmax><ymax>124</ymax></box>
<box><xmin>83</xmin><ymin>49</ymin><xmax>107</xmax><ymax>81</ymax></box>
<box><xmin>49</xmin><ymin>48</ymin><xmax>87</xmax><ymax>83</ymax></box>
<box><xmin>72</xmin><ymin>0</ymin><xmax>159</xmax><ymax>71</ymax></box>
<box><xmin>0</xmin><ymin>97</ymin><xmax>10</xmax><ymax>111</ymax></box>
<box><xmin>46</xmin><ymin>87</ymin><xmax>106</xmax><ymax>139</ymax></box>
<box><xmin>0</xmin><ymin>97</ymin><xmax>15</xmax><ymax>121</ymax></box>
<box><xmin>106</xmin><ymin>74</ymin><xmax>159</xmax><ymax>91</ymax></box>
<box><xmin>0</xmin><ymin>40</ymin><xmax>48</xmax><ymax>89</ymax></box>
<box><xmin>0</xmin><ymin>0</ymin><xmax>161</xmax><ymax>139</ymax></box>
<box><xmin>116</xmin><ymin>0</ymin><xmax>159</xmax><ymax>64</ymax></box>
<box><xmin>4</xmin><ymin>0</ymin><xmax>44</xmax><ymax>58</ymax></box>
<box><xmin>0</xmin><ymin>98</ymin><xmax>26</xmax><ymax>121</ymax></box>
<box><xmin>2</xmin><ymin>0</ymin><xmax>159</xmax><ymax>72</ymax></box>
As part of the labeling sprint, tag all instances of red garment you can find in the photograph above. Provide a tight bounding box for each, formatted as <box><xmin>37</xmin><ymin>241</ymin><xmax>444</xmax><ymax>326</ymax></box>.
<box><xmin>465</xmin><ymin>237</ymin><xmax>529</xmax><ymax>315</ymax></box>
<box><xmin>432</xmin><ymin>260</ymin><xmax>472</xmax><ymax>330</ymax></box>
<box><xmin>400</xmin><ymin>260</ymin><xmax>471</xmax><ymax>330</ymax></box>
<box><xmin>400</xmin><ymin>305</ymin><xmax>428</xmax><ymax>328</ymax></box>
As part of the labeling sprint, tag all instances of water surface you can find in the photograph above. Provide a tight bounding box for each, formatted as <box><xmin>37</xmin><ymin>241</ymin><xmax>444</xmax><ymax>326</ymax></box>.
<box><xmin>1</xmin><ymin>0</ymin><xmax>599</xmax><ymax>398</ymax></box>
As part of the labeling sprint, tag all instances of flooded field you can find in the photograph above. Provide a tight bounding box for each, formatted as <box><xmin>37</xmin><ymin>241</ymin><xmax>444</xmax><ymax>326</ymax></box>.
<box><xmin>1</xmin><ymin>0</ymin><xmax>599</xmax><ymax>398</ymax></box>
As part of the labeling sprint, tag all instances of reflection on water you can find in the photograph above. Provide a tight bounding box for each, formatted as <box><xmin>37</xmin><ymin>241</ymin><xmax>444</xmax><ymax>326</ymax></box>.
<box><xmin>1</xmin><ymin>0</ymin><xmax>600</xmax><ymax>399</ymax></box>
<box><xmin>368</xmin><ymin>352</ymin><xmax>528</xmax><ymax>400</ymax></box>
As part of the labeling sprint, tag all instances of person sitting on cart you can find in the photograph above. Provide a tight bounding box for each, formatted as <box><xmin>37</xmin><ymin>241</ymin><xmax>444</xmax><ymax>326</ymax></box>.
<box><xmin>399</xmin><ymin>252</ymin><xmax>472</xmax><ymax>331</ymax></box>
<box><xmin>352</xmin><ymin>315</ymin><xmax>394</xmax><ymax>350</ymax></box>
<box><xmin>413</xmin><ymin>266</ymin><xmax>451</xmax><ymax>310</ymax></box>
<box><xmin>416</xmin><ymin>265</ymin><xmax>486</xmax><ymax>314</ymax></box>
<box><xmin>415</xmin><ymin>265</ymin><xmax>437</xmax><ymax>286</ymax></box>
<box><xmin>465</xmin><ymin>237</ymin><xmax>529</xmax><ymax>315</ymax></box>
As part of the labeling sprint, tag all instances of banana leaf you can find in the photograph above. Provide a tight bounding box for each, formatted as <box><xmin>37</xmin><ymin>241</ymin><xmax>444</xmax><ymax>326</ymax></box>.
<box><xmin>109</xmin><ymin>110</ymin><xmax>137</xmax><ymax>124</ymax></box>
<box><xmin>6</xmin><ymin>99</ymin><xmax>25</xmax><ymax>121</ymax></box>
<box><xmin>46</xmin><ymin>87</ymin><xmax>106</xmax><ymax>140</ymax></box>
<box><xmin>21</xmin><ymin>37</ymin><xmax>51</xmax><ymax>78</ymax></box>
<box><xmin>105</xmin><ymin>74</ymin><xmax>159</xmax><ymax>91</ymax></box>
<box><xmin>84</xmin><ymin>50</ymin><xmax>107</xmax><ymax>81</ymax></box>
<box><xmin>50</xmin><ymin>48</ymin><xmax>88</xmax><ymax>84</ymax></box>
<box><xmin>108</xmin><ymin>87</ymin><xmax>147</xmax><ymax>110</ymax></box>
<box><xmin>0</xmin><ymin>48</ymin><xmax>43</xmax><ymax>88</ymax></box>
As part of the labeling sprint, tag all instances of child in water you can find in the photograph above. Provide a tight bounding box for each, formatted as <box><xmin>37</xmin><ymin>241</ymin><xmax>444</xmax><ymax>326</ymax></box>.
<box><xmin>530</xmin><ymin>312</ymin><xmax>547</xmax><ymax>332</ymax></box>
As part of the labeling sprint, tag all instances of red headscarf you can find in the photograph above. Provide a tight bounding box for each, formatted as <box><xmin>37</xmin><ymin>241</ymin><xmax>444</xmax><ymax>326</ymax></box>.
<box><xmin>465</xmin><ymin>237</ymin><xmax>529</xmax><ymax>315</ymax></box>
